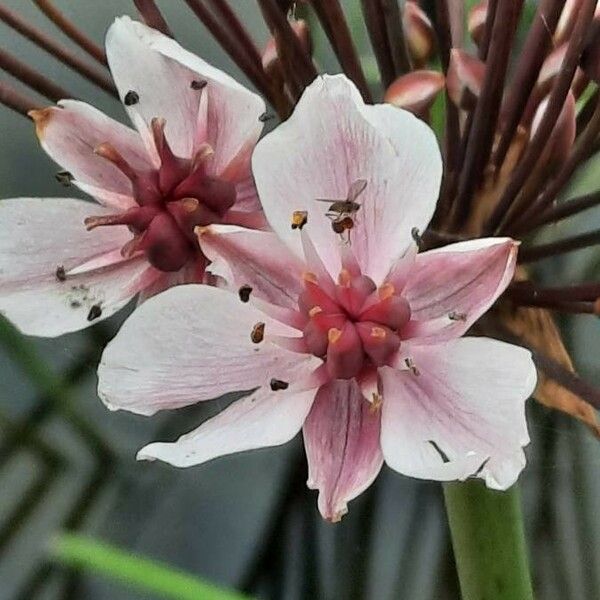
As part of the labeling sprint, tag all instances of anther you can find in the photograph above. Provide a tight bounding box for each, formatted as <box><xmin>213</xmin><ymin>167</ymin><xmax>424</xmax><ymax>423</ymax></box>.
<box><xmin>238</xmin><ymin>285</ymin><xmax>253</xmax><ymax>303</ymax></box>
<box><xmin>291</xmin><ymin>210</ymin><xmax>308</xmax><ymax>230</ymax></box>
<box><xmin>405</xmin><ymin>357</ymin><xmax>420</xmax><ymax>376</ymax></box>
<box><xmin>190</xmin><ymin>79</ymin><xmax>207</xmax><ymax>90</ymax></box>
<box><xmin>124</xmin><ymin>90</ymin><xmax>139</xmax><ymax>106</ymax></box>
<box><xmin>180</xmin><ymin>198</ymin><xmax>200</xmax><ymax>212</ymax></box>
<box><xmin>308</xmin><ymin>305</ymin><xmax>322</xmax><ymax>317</ymax></box>
<box><xmin>369</xmin><ymin>392</ymin><xmax>383</xmax><ymax>413</ymax></box>
<box><xmin>302</xmin><ymin>271</ymin><xmax>318</xmax><ymax>284</ymax></box>
<box><xmin>87</xmin><ymin>304</ymin><xmax>102</xmax><ymax>321</ymax></box>
<box><xmin>448</xmin><ymin>311</ymin><xmax>467</xmax><ymax>321</ymax></box>
<box><xmin>269</xmin><ymin>378</ymin><xmax>289</xmax><ymax>391</ymax></box>
<box><xmin>55</xmin><ymin>265</ymin><xmax>66</xmax><ymax>282</ymax></box>
<box><xmin>328</xmin><ymin>327</ymin><xmax>342</xmax><ymax>344</ymax></box>
<box><xmin>378</xmin><ymin>282</ymin><xmax>395</xmax><ymax>300</ymax></box>
<box><xmin>191</xmin><ymin>143</ymin><xmax>214</xmax><ymax>170</ymax></box>
<box><xmin>55</xmin><ymin>171</ymin><xmax>73</xmax><ymax>186</ymax></box>
<box><xmin>251</xmin><ymin>322</ymin><xmax>265</xmax><ymax>344</ymax></box>
<box><xmin>371</xmin><ymin>327</ymin><xmax>387</xmax><ymax>340</ymax></box>
<box><xmin>338</xmin><ymin>268</ymin><xmax>352</xmax><ymax>286</ymax></box>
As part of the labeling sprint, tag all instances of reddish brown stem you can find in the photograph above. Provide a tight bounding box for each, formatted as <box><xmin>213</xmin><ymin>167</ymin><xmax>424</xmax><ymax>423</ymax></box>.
<box><xmin>360</xmin><ymin>0</ymin><xmax>396</xmax><ymax>88</ymax></box>
<box><xmin>33</xmin><ymin>0</ymin><xmax>107</xmax><ymax>66</ymax></box>
<box><xmin>519</xmin><ymin>229</ymin><xmax>600</xmax><ymax>263</ymax></box>
<box><xmin>486</xmin><ymin>0</ymin><xmax>598</xmax><ymax>234</ymax></box>
<box><xmin>380</xmin><ymin>0</ymin><xmax>411</xmax><ymax>76</ymax></box>
<box><xmin>509</xmin><ymin>280</ymin><xmax>600</xmax><ymax>303</ymax></box>
<box><xmin>0</xmin><ymin>48</ymin><xmax>73</xmax><ymax>102</ymax></box>
<box><xmin>133</xmin><ymin>0</ymin><xmax>174</xmax><ymax>37</ymax></box>
<box><xmin>0</xmin><ymin>79</ymin><xmax>43</xmax><ymax>117</ymax></box>
<box><xmin>0</xmin><ymin>4</ymin><xmax>116</xmax><ymax>97</ymax></box>
<box><xmin>310</xmin><ymin>0</ymin><xmax>372</xmax><ymax>102</ymax></box>
<box><xmin>492</xmin><ymin>0</ymin><xmax>563</xmax><ymax>169</ymax></box>
<box><xmin>509</xmin><ymin>297</ymin><xmax>596</xmax><ymax>314</ymax></box>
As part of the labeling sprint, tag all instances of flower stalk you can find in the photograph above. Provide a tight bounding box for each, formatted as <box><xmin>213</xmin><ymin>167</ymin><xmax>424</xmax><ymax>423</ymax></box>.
<box><xmin>443</xmin><ymin>481</ymin><xmax>534</xmax><ymax>600</ymax></box>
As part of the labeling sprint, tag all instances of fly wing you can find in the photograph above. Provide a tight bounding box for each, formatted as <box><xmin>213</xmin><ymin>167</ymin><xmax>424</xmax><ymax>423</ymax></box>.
<box><xmin>347</xmin><ymin>179</ymin><xmax>367</xmax><ymax>202</ymax></box>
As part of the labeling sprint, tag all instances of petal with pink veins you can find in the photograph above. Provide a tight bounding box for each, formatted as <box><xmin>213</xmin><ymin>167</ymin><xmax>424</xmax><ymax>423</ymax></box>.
<box><xmin>98</xmin><ymin>285</ymin><xmax>321</xmax><ymax>416</ymax></box>
<box><xmin>379</xmin><ymin>337</ymin><xmax>536</xmax><ymax>490</ymax></box>
<box><xmin>400</xmin><ymin>238</ymin><xmax>518</xmax><ymax>343</ymax></box>
<box><xmin>0</xmin><ymin>198</ymin><xmax>154</xmax><ymax>336</ymax></box>
<box><xmin>137</xmin><ymin>385</ymin><xmax>317</xmax><ymax>468</ymax></box>
<box><xmin>198</xmin><ymin>225</ymin><xmax>304</xmax><ymax>308</ymax></box>
<box><xmin>106</xmin><ymin>16</ymin><xmax>265</xmax><ymax>176</ymax></box>
<box><xmin>303</xmin><ymin>379</ymin><xmax>384</xmax><ymax>521</ymax></box>
<box><xmin>30</xmin><ymin>101</ymin><xmax>150</xmax><ymax>210</ymax></box>
<box><xmin>252</xmin><ymin>74</ymin><xmax>442</xmax><ymax>283</ymax></box>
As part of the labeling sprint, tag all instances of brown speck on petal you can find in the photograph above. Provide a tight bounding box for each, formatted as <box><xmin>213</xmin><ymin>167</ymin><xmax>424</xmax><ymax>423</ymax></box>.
<box><xmin>87</xmin><ymin>304</ymin><xmax>102</xmax><ymax>321</ymax></box>
<box><xmin>55</xmin><ymin>171</ymin><xmax>74</xmax><ymax>186</ymax></box>
<box><xmin>124</xmin><ymin>90</ymin><xmax>140</xmax><ymax>106</ymax></box>
<box><xmin>270</xmin><ymin>378</ymin><xmax>289</xmax><ymax>391</ymax></box>
<box><xmin>251</xmin><ymin>322</ymin><xmax>265</xmax><ymax>343</ymax></box>
<box><xmin>55</xmin><ymin>265</ymin><xmax>66</xmax><ymax>282</ymax></box>
<box><xmin>238</xmin><ymin>285</ymin><xmax>253</xmax><ymax>303</ymax></box>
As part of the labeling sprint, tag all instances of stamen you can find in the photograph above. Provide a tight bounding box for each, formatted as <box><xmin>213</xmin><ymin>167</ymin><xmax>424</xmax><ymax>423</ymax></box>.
<box><xmin>123</xmin><ymin>90</ymin><xmax>139</xmax><ymax>106</ymax></box>
<box><xmin>251</xmin><ymin>322</ymin><xmax>265</xmax><ymax>343</ymax></box>
<box><xmin>378</xmin><ymin>282</ymin><xmax>395</xmax><ymax>300</ymax></box>
<box><xmin>270</xmin><ymin>378</ymin><xmax>289</xmax><ymax>391</ymax></box>
<box><xmin>302</xmin><ymin>271</ymin><xmax>318</xmax><ymax>283</ymax></box>
<box><xmin>94</xmin><ymin>142</ymin><xmax>138</xmax><ymax>181</ymax></box>
<box><xmin>190</xmin><ymin>79</ymin><xmax>207</xmax><ymax>90</ymax></box>
<box><xmin>291</xmin><ymin>210</ymin><xmax>308</xmax><ymax>230</ymax></box>
<box><xmin>308</xmin><ymin>305</ymin><xmax>322</xmax><ymax>317</ymax></box>
<box><xmin>238</xmin><ymin>285</ymin><xmax>253</xmax><ymax>303</ymax></box>
<box><xmin>371</xmin><ymin>326</ymin><xmax>386</xmax><ymax>339</ymax></box>
<box><xmin>338</xmin><ymin>268</ymin><xmax>352</xmax><ymax>286</ymax></box>
<box><xmin>328</xmin><ymin>327</ymin><xmax>342</xmax><ymax>344</ymax></box>
<box><xmin>87</xmin><ymin>304</ymin><xmax>102</xmax><ymax>321</ymax></box>
<box><xmin>55</xmin><ymin>265</ymin><xmax>66</xmax><ymax>282</ymax></box>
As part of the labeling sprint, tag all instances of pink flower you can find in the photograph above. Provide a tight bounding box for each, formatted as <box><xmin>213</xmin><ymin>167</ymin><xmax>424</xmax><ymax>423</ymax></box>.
<box><xmin>98</xmin><ymin>75</ymin><xmax>536</xmax><ymax>521</ymax></box>
<box><xmin>0</xmin><ymin>17</ymin><xmax>266</xmax><ymax>337</ymax></box>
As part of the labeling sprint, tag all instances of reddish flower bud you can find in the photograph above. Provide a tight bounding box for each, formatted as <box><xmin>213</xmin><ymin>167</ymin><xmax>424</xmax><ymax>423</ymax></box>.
<box><xmin>402</xmin><ymin>1</ymin><xmax>435</xmax><ymax>68</ymax></box>
<box><xmin>446</xmin><ymin>49</ymin><xmax>485</xmax><ymax>111</ymax></box>
<box><xmin>384</xmin><ymin>70</ymin><xmax>445</xmax><ymax>118</ymax></box>
<box><xmin>468</xmin><ymin>0</ymin><xmax>488</xmax><ymax>47</ymax></box>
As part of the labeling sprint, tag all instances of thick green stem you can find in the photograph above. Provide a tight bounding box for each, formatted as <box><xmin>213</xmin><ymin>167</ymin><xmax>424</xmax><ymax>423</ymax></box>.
<box><xmin>443</xmin><ymin>480</ymin><xmax>534</xmax><ymax>600</ymax></box>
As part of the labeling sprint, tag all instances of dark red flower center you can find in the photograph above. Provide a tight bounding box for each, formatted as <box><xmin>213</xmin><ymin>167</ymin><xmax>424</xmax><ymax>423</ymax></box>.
<box><xmin>85</xmin><ymin>117</ymin><xmax>236</xmax><ymax>272</ymax></box>
<box><xmin>299</xmin><ymin>268</ymin><xmax>411</xmax><ymax>379</ymax></box>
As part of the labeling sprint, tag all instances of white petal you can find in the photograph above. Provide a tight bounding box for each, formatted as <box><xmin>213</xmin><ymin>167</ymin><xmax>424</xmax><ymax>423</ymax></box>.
<box><xmin>138</xmin><ymin>386</ymin><xmax>316</xmax><ymax>467</ymax></box>
<box><xmin>106</xmin><ymin>16</ymin><xmax>265</xmax><ymax>175</ymax></box>
<box><xmin>252</xmin><ymin>74</ymin><xmax>442</xmax><ymax>283</ymax></box>
<box><xmin>98</xmin><ymin>284</ymin><xmax>320</xmax><ymax>415</ymax></box>
<box><xmin>380</xmin><ymin>337</ymin><xmax>536</xmax><ymax>490</ymax></box>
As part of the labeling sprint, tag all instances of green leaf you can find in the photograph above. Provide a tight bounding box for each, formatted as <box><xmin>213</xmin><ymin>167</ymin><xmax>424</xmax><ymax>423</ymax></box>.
<box><xmin>51</xmin><ymin>533</ymin><xmax>253</xmax><ymax>600</ymax></box>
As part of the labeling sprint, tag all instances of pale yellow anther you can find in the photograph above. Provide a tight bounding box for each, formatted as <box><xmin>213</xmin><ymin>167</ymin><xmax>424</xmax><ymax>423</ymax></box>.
<box><xmin>302</xmin><ymin>271</ymin><xmax>318</xmax><ymax>284</ymax></box>
<box><xmin>181</xmin><ymin>197</ymin><xmax>200</xmax><ymax>212</ymax></box>
<box><xmin>328</xmin><ymin>327</ymin><xmax>342</xmax><ymax>344</ymax></box>
<box><xmin>308</xmin><ymin>306</ymin><xmax>323</xmax><ymax>317</ymax></box>
<box><xmin>194</xmin><ymin>225</ymin><xmax>210</xmax><ymax>237</ymax></box>
<box><xmin>371</xmin><ymin>326</ymin><xmax>387</xmax><ymax>340</ymax></box>
<box><xmin>378</xmin><ymin>282</ymin><xmax>395</xmax><ymax>300</ymax></box>
<box><xmin>338</xmin><ymin>268</ymin><xmax>352</xmax><ymax>286</ymax></box>
<box><xmin>192</xmin><ymin>143</ymin><xmax>215</xmax><ymax>168</ymax></box>
<box><xmin>369</xmin><ymin>393</ymin><xmax>383</xmax><ymax>414</ymax></box>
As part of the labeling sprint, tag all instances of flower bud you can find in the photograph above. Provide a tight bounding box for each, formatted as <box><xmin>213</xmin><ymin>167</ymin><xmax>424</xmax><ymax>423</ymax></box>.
<box><xmin>446</xmin><ymin>49</ymin><xmax>485</xmax><ymax>111</ymax></box>
<box><xmin>261</xmin><ymin>19</ymin><xmax>312</xmax><ymax>75</ymax></box>
<box><xmin>402</xmin><ymin>1</ymin><xmax>435</xmax><ymax>68</ymax></box>
<box><xmin>384</xmin><ymin>70</ymin><xmax>445</xmax><ymax>118</ymax></box>
<box><xmin>468</xmin><ymin>0</ymin><xmax>488</xmax><ymax>48</ymax></box>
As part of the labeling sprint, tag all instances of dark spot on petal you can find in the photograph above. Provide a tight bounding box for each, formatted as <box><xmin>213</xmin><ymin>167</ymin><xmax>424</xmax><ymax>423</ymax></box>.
<box><xmin>428</xmin><ymin>440</ymin><xmax>450</xmax><ymax>463</ymax></box>
<box><xmin>411</xmin><ymin>227</ymin><xmax>423</xmax><ymax>249</ymax></box>
<box><xmin>87</xmin><ymin>304</ymin><xmax>102</xmax><ymax>321</ymax></box>
<box><xmin>70</xmin><ymin>300</ymin><xmax>81</xmax><ymax>308</ymax></box>
<box><xmin>270</xmin><ymin>378</ymin><xmax>289</xmax><ymax>391</ymax></box>
<box><xmin>124</xmin><ymin>90</ymin><xmax>139</xmax><ymax>106</ymax></box>
<box><xmin>251</xmin><ymin>322</ymin><xmax>265</xmax><ymax>343</ymax></box>
<box><xmin>55</xmin><ymin>265</ymin><xmax>66</xmax><ymax>282</ymax></box>
<box><xmin>448</xmin><ymin>311</ymin><xmax>467</xmax><ymax>322</ymax></box>
<box><xmin>238</xmin><ymin>285</ymin><xmax>253</xmax><ymax>303</ymax></box>
<box><xmin>55</xmin><ymin>171</ymin><xmax>73</xmax><ymax>186</ymax></box>
<box><xmin>259</xmin><ymin>111</ymin><xmax>274</xmax><ymax>122</ymax></box>
<box><xmin>190</xmin><ymin>79</ymin><xmax>207</xmax><ymax>90</ymax></box>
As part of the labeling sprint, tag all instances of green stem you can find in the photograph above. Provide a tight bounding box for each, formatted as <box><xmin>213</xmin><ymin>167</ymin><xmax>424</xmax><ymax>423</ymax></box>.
<box><xmin>443</xmin><ymin>480</ymin><xmax>534</xmax><ymax>600</ymax></box>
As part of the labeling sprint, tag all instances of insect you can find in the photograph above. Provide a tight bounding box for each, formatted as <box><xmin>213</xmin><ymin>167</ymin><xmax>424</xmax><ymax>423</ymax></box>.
<box><xmin>316</xmin><ymin>179</ymin><xmax>367</xmax><ymax>241</ymax></box>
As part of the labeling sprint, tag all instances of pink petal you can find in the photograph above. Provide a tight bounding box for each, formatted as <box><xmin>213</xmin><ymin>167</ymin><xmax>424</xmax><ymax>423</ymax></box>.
<box><xmin>303</xmin><ymin>379</ymin><xmax>383</xmax><ymax>521</ymax></box>
<box><xmin>31</xmin><ymin>101</ymin><xmax>150</xmax><ymax>210</ymax></box>
<box><xmin>0</xmin><ymin>198</ymin><xmax>153</xmax><ymax>336</ymax></box>
<box><xmin>137</xmin><ymin>386</ymin><xmax>317</xmax><ymax>467</ymax></box>
<box><xmin>379</xmin><ymin>337</ymin><xmax>536</xmax><ymax>490</ymax></box>
<box><xmin>252</xmin><ymin>74</ymin><xmax>442</xmax><ymax>283</ymax></box>
<box><xmin>198</xmin><ymin>225</ymin><xmax>304</xmax><ymax>308</ymax></box>
<box><xmin>106</xmin><ymin>17</ymin><xmax>265</xmax><ymax>177</ymax></box>
<box><xmin>98</xmin><ymin>285</ymin><xmax>321</xmax><ymax>415</ymax></box>
<box><xmin>400</xmin><ymin>238</ymin><xmax>518</xmax><ymax>343</ymax></box>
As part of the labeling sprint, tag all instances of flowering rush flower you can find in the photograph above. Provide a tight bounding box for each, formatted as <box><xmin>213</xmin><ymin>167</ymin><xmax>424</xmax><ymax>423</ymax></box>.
<box><xmin>0</xmin><ymin>16</ymin><xmax>265</xmax><ymax>337</ymax></box>
<box><xmin>98</xmin><ymin>75</ymin><xmax>536</xmax><ymax>522</ymax></box>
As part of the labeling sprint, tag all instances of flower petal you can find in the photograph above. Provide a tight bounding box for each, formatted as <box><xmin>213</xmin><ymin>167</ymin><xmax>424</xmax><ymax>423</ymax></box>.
<box><xmin>380</xmin><ymin>337</ymin><xmax>536</xmax><ymax>490</ymax></box>
<box><xmin>137</xmin><ymin>386</ymin><xmax>316</xmax><ymax>467</ymax></box>
<box><xmin>303</xmin><ymin>379</ymin><xmax>383</xmax><ymax>521</ymax></box>
<box><xmin>31</xmin><ymin>101</ymin><xmax>150</xmax><ymax>209</ymax></box>
<box><xmin>106</xmin><ymin>16</ymin><xmax>265</xmax><ymax>175</ymax></box>
<box><xmin>400</xmin><ymin>238</ymin><xmax>518</xmax><ymax>343</ymax></box>
<box><xmin>198</xmin><ymin>225</ymin><xmax>304</xmax><ymax>308</ymax></box>
<box><xmin>252</xmin><ymin>74</ymin><xmax>442</xmax><ymax>283</ymax></box>
<box><xmin>98</xmin><ymin>284</ymin><xmax>320</xmax><ymax>415</ymax></box>
<box><xmin>0</xmin><ymin>198</ymin><xmax>153</xmax><ymax>336</ymax></box>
